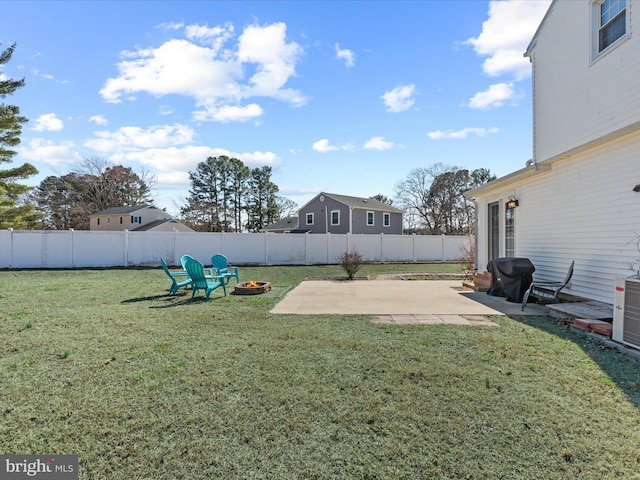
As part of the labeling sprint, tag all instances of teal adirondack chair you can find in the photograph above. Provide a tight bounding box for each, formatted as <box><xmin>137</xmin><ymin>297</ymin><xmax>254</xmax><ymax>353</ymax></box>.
<box><xmin>183</xmin><ymin>257</ymin><xmax>227</xmax><ymax>300</ymax></box>
<box><xmin>161</xmin><ymin>258</ymin><xmax>191</xmax><ymax>295</ymax></box>
<box><xmin>211</xmin><ymin>254</ymin><xmax>240</xmax><ymax>285</ymax></box>
<box><xmin>181</xmin><ymin>254</ymin><xmax>214</xmax><ymax>275</ymax></box>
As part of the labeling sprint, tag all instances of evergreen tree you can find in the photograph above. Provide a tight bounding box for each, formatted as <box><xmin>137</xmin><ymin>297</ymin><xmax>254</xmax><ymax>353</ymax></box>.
<box><xmin>0</xmin><ymin>43</ymin><xmax>40</xmax><ymax>229</ymax></box>
<box><xmin>245</xmin><ymin>166</ymin><xmax>279</xmax><ymax>232</ymax></box>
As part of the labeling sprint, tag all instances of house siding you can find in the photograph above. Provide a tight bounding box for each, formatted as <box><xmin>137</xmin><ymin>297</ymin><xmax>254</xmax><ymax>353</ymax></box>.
<box><xmin>475</xmin><ymin>129</ymin><xmax>640</xmax><ymax>304</ymax></box>
<box><xmin>532</xmin><ymin>0</ymin><xmax>640</xmax><ymax>163</ymax></box>
<box><xmin>298</xmin><ymin>193</ymin><xmax>403</xmax><ymax>234</ymax></box>
<box><xmin>91</xmin><ymin>207</ymin><xmax>171</xmax><ymax>231</ymax></box>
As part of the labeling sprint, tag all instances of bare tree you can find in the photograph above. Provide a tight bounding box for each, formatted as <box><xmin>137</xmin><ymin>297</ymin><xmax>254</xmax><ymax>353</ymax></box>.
<box><xmin>394</xmin><ymin>164</ymin><xmax>495</xmax><ymax>234</ymax></box>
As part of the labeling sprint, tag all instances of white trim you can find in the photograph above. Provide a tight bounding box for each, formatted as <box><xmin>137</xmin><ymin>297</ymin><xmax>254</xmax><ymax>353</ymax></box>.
<box><xmin>366</xmin><ymin>211</ymin><xmax>375</xmax><ymax>226</ymax></box>
<box><xmin>383</xmin><ymin>212</ymin><xmax>391</xmax><ymax>227</ymax></box>
<box><xmin>330</xmin><ymin>210</ymin><xmax>340</xmax><ymax>225</ymax></box>
<box><xmin>306</xmin><ymin>212</ymin><xmax>314</xmax><ymax>225</ymax></box>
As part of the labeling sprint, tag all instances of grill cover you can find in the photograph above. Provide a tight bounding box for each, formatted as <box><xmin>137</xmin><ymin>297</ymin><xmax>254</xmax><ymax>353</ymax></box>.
<box><xmin>486</xmin><ymin>257</ymin><xmax>535</xmax><ymax>303</ymax></box>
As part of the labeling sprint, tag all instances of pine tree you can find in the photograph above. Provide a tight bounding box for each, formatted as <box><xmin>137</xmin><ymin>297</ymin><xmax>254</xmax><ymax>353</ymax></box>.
<box><xmin>0</xmin><ymin>43</ymin><xmax>39</xmax><ymax>229</ymax></box>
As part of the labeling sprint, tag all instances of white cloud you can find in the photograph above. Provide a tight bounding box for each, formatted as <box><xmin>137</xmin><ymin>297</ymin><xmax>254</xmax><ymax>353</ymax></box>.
<box><xmin>468</xmin><ymin>82</ymin><xmax>520</xmax><ymax>109</ymax></box>
<box><xmin>312</xmin><ymin>139</ymin><xmax>338</xmax><ymax>152</ymax></box>
<box><xmin>363</xmin><ymin>136</ymin><xmax>394</xmax><ymax>151</ymax></box>
<box><xmin>19</xmin><ymin>138</ymin><xmax>82</xmax><ymax>165</ymax></box>
<box><xmin>84</xmin><ymin>124</ymin><xmax>195</xmax><ymax>152</ymax></box>
<box><xmin>466</xmin><ymin>0</ymin><xmax>551</xmax><ymax>80</ymax></box>
<box><xmin>312</xmin><ymin>138</ymin><xmax>352</xmax><ymax>153</ymax></box>
<box><xmin>32</xmin><ymin>113</ymin><xmax>64</xmax><ymax>132</ymax></box>
<box><xmin>113</xmin><ymin>145</ymin><xmax>280</xmax><ymax>173</ymax></box>
<box><xmin>89</xmin><ymin>115</ymin><xmax>108</xmax><ymax>126</ymax></box>
<box><xmin>100</xmin><ymin>21</ymin><xmax>306</xmax><ymax>124</ymax></box>
<box><xmin>335</xmin><ymin>43</ymin><xmax>355</xmax><ymax>67</ymax></box>
<box><xmin>427</xmin><ymin>127</ymin><xmax>500</xmax><ymax>140</ymax></box>
<box><xmin>381</xmin><ymin>84</ymin><xmax>415</xmax><ymax>113</ymax></box>
<box><xmin>192</xmin><ymin>103</ymin><xmax>264</xmax><ymax>123</ymax></box>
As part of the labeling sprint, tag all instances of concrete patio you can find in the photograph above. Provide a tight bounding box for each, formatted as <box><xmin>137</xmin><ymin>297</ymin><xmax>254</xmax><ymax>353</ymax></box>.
<box><xmin>270</xmin><ymin>280</ymin><xmax>549</xmax><ymax>324</ymax></box>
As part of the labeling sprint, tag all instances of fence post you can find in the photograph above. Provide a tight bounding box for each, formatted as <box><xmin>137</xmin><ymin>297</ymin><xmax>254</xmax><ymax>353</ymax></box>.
<box><xmin>123</xmin><ymin>230</ymin><xmax>129</xmax><ymax>267</ymax></box>
<box><xmin>8</xmin><ymin>228</ymin><xmax>13</xmax><ymax>268</ymax></box>
<box><xmin>441</xmin><ymin>234</ymin><xmax>446</xmax><ymax>262</ymax></box>
<box><xmin>68</xmin><ymin>229</ymin><xmax>74</xmax><ymax>268</ymax></box>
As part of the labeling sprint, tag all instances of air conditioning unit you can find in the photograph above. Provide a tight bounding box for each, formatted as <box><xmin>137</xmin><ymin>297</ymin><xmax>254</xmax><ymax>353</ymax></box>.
<box><xmin>613</xmin><ymin>277</ymin><xmax>640</xmax><ymax>349</ymax></box>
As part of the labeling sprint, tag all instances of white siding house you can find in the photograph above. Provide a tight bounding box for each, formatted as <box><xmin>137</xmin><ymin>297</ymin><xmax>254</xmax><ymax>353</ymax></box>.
<box><xmin>467</xmin><ymin>0</ymin><xmax>640</xmax><ymax>304</ymax></box>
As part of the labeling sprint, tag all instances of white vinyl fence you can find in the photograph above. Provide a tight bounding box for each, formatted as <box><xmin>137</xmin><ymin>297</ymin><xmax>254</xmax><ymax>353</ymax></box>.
<box><xmin>0</xmin><ymin>229</ymin><xmax>470</xmax><ymax>268</ymax></box>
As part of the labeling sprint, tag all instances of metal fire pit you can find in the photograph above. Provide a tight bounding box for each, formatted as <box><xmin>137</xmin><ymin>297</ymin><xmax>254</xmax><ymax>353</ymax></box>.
<box><xmin>233</xmin><ymin>281</ymin><xmax>271</xmax><ymax>295</ymax></box>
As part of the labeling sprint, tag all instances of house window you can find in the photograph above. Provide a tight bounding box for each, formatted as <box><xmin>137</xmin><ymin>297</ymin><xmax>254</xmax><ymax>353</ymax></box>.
<box><xmin>96</xmin><ymin>218</ymin><xmax>100</xmax><ymax>226</ymax></box>
<box><xmin>366</xmin><ymin>211</ymin><xmax>374</xmax><ymax>226</ymax></box>
<box><xmin>119</xmin><ymin>216</ymin><xmax>123</xmax><ymax>224</ymax></box>
<box><xmin>306</xmin><ymin>213</ymin><xmax>314</xmax><ymax>225</ymax></box>
<box><xmin>600</xmin><ymin>0</ymin><xmax>626</xmax><ymax>51</ymax></box>
<box><xmin>488</xmin><ymin>202</ymin><xmax>499</xmax><ymax>262</ymax></box>
<box><xmin>383</xmin><ymin>213</ymin><xmax>390</xmax><ymax>227</ymax></box>
<box><xmin>593</xmin><ymin>0</ymin><xmax>627</xmax><ymax>59</ymax></box>
<box><xmin>505</xmin><ymin>202</ymin><xmax>515</xmax><ymax>257</ymax></box>
<box><xmin>331</xmin><ymin>210</ymin><xmax>340</xmax><ymax>225</ymax></box>
<box><xmin>106</xmin><ymin>217</ymin><xmax>111</xmax><ymax>224</ymax></box>
<box><xmin>131</xmin><ymin>216</ymin><xmax>136</xmax><ymax>224</ymax></box>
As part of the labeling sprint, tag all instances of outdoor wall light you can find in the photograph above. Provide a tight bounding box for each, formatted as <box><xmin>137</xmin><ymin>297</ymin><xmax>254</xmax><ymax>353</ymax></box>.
<box><xmin>506</xmin><ymin>195</ymin><xmax>519</xmax><ymax>209</ymax></box>
<box><xmin>633</xmin><ymin>184</ymin><xmax>640</xmax><ymax>192</ymax></box>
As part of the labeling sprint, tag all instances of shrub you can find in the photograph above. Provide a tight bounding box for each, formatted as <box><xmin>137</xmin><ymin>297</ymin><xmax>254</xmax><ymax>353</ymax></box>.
<box><xmin>338</xmin><ymin>250</ymin><xmax>363</xmax><ymax>280</ymax></box>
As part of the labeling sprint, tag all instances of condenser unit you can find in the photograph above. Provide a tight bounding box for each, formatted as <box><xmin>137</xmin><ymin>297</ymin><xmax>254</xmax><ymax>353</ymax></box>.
<box><xmin>613</xmin><ymin>277</ymin><xmax>640</xmax><ymax>349</ymax></box>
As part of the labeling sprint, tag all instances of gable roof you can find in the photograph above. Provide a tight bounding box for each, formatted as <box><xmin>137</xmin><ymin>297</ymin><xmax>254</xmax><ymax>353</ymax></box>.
<box><xmin>261</xmin><ymin>216</ymin><xmax>299</xmax><ymax>231</ymax></box>
<box><xmin>132</xmin><ymin>218</ymin><xmax>193</xmax><ymax>232</ymax></box>
<box><xmin>90</xmin><ymin>205</ymin><xmax>164</xmax><ymax>216</ymax></box>
<box><xmin>301</xmin><ymin>192</ymin><xmax>403</xmax><ymax>213</ymax></box>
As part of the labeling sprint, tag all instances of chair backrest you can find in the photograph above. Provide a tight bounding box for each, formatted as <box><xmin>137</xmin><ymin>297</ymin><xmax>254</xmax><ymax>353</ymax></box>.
<box><xmin>183</xmin><ymin>257</ymin><xmax>208</xmax><ymax>288</ymax></box>
<box><xmin>211</xmin><ymin>254</ymin><xmax>229</xmax><ymax>273</ymax></box>
<box><xmin>180</xmin><ymin>255</ymin><xmax>194</xmax><ymax>270</ymax></box>
<box><xmin>160</xmin><ymin>258</ymin><xmax>172</xmax><ymax>277</ymax></box>
<box><xmin>562</xmin><ymin>261</ymin><xmax>575</xmax><ymax>286</ymax></box>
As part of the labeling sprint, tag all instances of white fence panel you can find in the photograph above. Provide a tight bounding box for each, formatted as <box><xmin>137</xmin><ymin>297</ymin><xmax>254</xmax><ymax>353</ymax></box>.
<box><xmin>347</xmin><ymin>235</ymin><xmax>383</xmax><ymax>262</ymax></box>
<box><xmin>305</xmin><ymin>234</ymin><xmax>330</xmax><ymax>264</ymax></box>
<box><xmin>128</xmin><ymin>231</ymin><xmax>177</xmax><ymax>266</ymax></box>
<box><xmin>221</xmin><ymin>233</ymin><xmax>267</xmax><ymax>264</ymax></box>
<box><xmin>0</xmin><ymin>229</ymin><xmax>468</xmax><ymax>268</ymax></box>
<box><xmin>382</xmin><ymin>235</ymin><xmax>415</xmax><ymax>262</ymax></box>
<box><xmin>11</xmin><ymin>231</ymin><xmax>48</xmax><ymax>268</ymax></box>
<box><xmin>0</xmin><ymin>230</ymin><xmax>11</xmax><ymax>267</ymax></box>
<box><xmin>414</xmin><ymin>235</ymin><xmax>447</xmax><ymax>262</ymax></box>
<box><xmin>266</xmin><ymin>234</ymin><xmax>306</xmax><ymax>264</ymax></box>
<box><xmin>176</xmin><ymin>232</ymin><xmax>220</xmax><ymax>265</ymax></box>
<box><xmin>72</xmin><ymin>231</ymin><xmax>125</xmax><ymax>267</ymax></box>
<box><xmin>327</xmin><ymin>235</ymin><xmax>350</xmax><ymax>264</ymax></box>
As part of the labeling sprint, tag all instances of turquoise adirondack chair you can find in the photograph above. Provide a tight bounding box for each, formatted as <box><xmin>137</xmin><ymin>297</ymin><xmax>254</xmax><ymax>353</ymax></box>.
<box><xmin>181</xmin><ymin>254</ymin><xmax>214</xmax><ymax>275</ymax></box>
<box><xmin>183</xmin><ymin>257</ymin><xmax>227</xmax><ymax>300</ymax></box>
<box><xmin>211</xmin><ymin>254</ymin><xmax>240</xmax><ymax>285</ymax></box>
<box><xmin>161</xmin><ymin>258</ymin><xmax>191</xmax><ymax>295</ymax></box>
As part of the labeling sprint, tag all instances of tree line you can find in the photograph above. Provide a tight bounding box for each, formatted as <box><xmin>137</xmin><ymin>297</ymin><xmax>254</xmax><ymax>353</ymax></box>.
<box><xmin>1</xmin><ymin>43</ymin><xmax>496</xmax><ymax>235</ymax></box>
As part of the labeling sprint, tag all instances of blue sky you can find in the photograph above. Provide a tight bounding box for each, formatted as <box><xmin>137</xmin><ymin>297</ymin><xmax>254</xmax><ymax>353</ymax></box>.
<box><xmin>2</xmin><ymin>0</ymin><xmax>551</xmax><ymax>215</ymax></box>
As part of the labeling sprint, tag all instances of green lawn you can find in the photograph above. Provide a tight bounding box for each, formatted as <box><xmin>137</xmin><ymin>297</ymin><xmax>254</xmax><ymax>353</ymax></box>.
<box><xmin>2</xmin><ymin>264</ymin><xmax>640</xmax><ymax>479</ymax></box>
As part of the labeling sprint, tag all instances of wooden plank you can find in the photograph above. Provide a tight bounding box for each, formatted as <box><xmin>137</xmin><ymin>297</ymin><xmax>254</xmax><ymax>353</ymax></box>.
<box><xmin>546</xmin><ymin>301</ymin><xmax>613</xmax><ymax>320</ymax></box>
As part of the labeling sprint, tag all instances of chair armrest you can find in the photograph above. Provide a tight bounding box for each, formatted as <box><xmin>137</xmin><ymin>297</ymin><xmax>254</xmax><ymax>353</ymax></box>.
<box><xmin>530</xmin><ymin>281</ymin><xmax>564</xmax><ymax>287</ymax></box>
<box><xmin>170</xmin><ymin>271</ymin><xmax>190</xmax><ymax>278</ymax></box>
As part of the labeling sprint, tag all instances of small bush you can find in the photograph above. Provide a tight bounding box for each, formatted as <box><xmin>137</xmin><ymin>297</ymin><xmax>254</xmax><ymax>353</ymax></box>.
<box><xmin>337</xmin><ymin>250</ymin><xmax>363</xmax><ymax>280</ymax></box>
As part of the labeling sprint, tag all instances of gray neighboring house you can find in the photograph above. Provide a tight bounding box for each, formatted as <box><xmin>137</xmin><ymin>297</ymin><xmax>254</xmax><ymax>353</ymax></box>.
<box><xmin>298</xmin><ymin>192</ymin><xmax>403</xmax><ymax>234</ymax></box>
<box><xmin>89</xmin><ymin>205</ymin><xmax>195</xmax><ymax>232</ymax></box>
